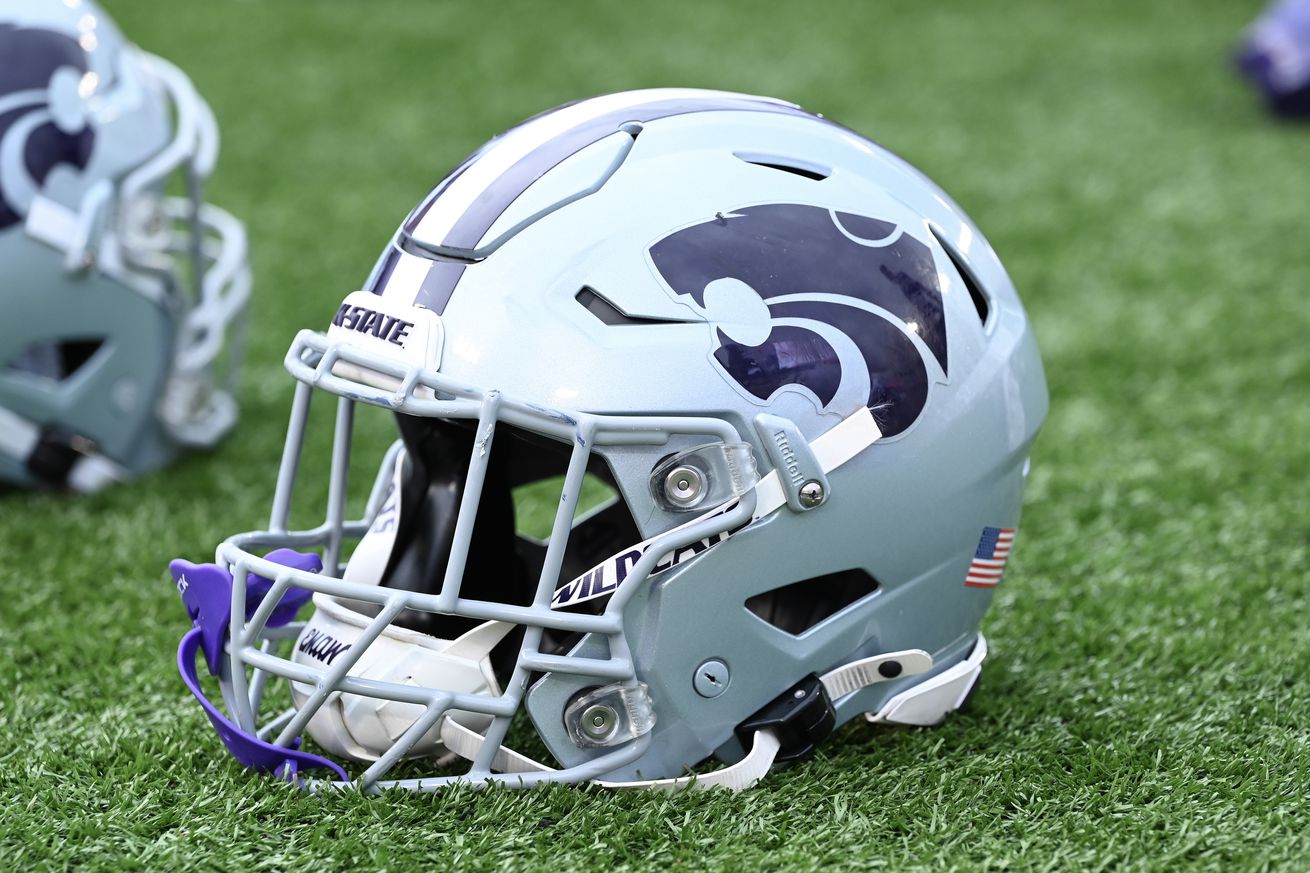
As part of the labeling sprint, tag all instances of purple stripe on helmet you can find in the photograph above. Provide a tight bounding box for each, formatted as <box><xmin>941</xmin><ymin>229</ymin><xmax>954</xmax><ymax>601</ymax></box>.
<box><xmin>364</xmin><ymin>246</ymin><xmax>402</xmax><ymax>295</ymax></box>
<box><xmin>415</xmin><ymin>258</ymin><xmax>466</xmax><ymax>313</ymax></box>
<box><xmin>402</xmin><ymin>147</ymin><xmax>482</xmax><ymax>235</ymax></box>
<box><xmin>362</xmin><ymin>243</ymin><xmax>466</xmax><ymax>311</ymax></box>
<box><xmin>406</xmin><ymin>94</ymin><xmax>822</xmax><ymax>313</ymax></box>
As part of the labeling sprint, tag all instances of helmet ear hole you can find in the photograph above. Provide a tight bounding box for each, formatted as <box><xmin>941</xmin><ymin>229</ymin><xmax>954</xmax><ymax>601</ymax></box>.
<box><xmin>745</xmin><ymin>569</ymin><xmax>881</xmax><ymax>636</ymax></box>
<box><xmin>5</xmin><ymin>338</ymin><xmax>106</xmax><ymax>382</ymax></box>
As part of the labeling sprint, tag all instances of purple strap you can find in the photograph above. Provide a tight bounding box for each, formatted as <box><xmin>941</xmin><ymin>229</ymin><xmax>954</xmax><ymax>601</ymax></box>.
<box><xmin>177</xmin><ymin>629</ymin><xmax>348</xmax><ymax>783</ymax></box>
<box><xmin>169</xmin><ymin>548</ymin><xmax>346</xmax><ymax>783</ymax></box>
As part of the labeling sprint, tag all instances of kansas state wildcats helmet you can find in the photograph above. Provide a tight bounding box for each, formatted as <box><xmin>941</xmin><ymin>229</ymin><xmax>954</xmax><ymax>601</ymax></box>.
<box><xmin>169</xmin><ymin>89</ymin><xmax>1046</xmax><ymax>792</ymax></box>
<box><xmin>0</xmin><ymin>0</ymin><xmax>249</xmax><ymax>491</ymax></box>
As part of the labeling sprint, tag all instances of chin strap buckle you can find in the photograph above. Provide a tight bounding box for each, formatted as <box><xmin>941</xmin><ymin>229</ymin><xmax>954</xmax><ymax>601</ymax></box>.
<box><xmin>733</xmin><ymin>646</ymin><xmax>940</xmax><ymax>766</ymax></box>
<box><xmin>735</xmin><ymin>674</ymin><xmax>836</xmax><ymax>764</ymax></box>
<box><xmin>25</xmin><ymin>427</ymin><xmax>93</xmax><ymax>488</ymax></box>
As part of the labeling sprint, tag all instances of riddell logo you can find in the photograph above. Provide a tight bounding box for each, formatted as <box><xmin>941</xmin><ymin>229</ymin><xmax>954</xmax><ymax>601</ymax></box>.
<box><xmin>332</xmin><ymin>303</ymin><xmax>414</xmax><ymax>346</ymax></box>
<box><xmin>772</xmin><ymin>430</ymin><xmax>803</xmax><ymax>487</ymax></box>
<box><xmin>298</xmin><ymin>629</ymin><xmax>352</xmax><ymax>665</ymax></box>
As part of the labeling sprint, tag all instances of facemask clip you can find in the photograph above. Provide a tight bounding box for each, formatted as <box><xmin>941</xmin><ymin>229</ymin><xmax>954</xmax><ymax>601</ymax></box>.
<box><xmin>649</xmin><ymin>442</ymin><xmax>757</xmax><ymax>512</ymax></box>
<box><xmin>564</xmin><ymin>683</ymin><xmax>656</xmax><ymax>748</ymax></box>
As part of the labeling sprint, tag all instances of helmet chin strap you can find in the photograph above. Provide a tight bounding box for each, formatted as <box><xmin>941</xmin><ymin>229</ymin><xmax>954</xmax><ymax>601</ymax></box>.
<box><xmin>288</xmin><ymin>593</ymin><xmax>516</xmax><ymax>763</ymax></box>
<box><xmin>553</xmin><ymin>408</ymin><xmax>882</xmax><ymax>611</ymax></box>
<box><xmin>436</xmin><ymin>646</ymin><xmax>946</xmax><ymax>792</ymax></box>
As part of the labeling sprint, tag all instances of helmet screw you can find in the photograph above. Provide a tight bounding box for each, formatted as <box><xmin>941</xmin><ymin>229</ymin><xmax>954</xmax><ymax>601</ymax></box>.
<box><xmin>694</xmin><ymin>659</ymin><xmax>730</xmax><ymax>698</ymax></box>
<box><xmin>663</xmin><ymin>465</ymin><xmax>705</xmax><ymax>508</ymax></box>
<box><xmin>580</xmin><ymin>703</ymin><xmax>619</xmax><ymax>741</ymax></box>
<box><xmin>798</xmin><ymin>480</ymin><xmax>825</xmax><ymax>508</ymax></box>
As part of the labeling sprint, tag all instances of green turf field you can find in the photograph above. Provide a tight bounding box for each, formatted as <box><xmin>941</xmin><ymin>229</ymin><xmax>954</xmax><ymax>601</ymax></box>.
<box><xmin>3</xmin><ymin>0</ymin><xmax>1309</xmax><ymax>869</ymax></box>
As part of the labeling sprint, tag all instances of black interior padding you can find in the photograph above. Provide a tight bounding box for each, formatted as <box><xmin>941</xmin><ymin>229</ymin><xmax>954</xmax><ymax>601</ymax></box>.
<box><xmin>382</xmin><ymin>416</ymin><xmax>530</xmax><ymax>638</ymax></box>
<box><xmin>379</xmin><ymin>416</ymin><xmax>641</xmax><ymax>669</ymax></box>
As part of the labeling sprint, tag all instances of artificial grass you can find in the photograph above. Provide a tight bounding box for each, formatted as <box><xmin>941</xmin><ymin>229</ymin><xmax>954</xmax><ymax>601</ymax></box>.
<box><xmin>2</xmin><ymin>0</ymin><xmax>1309</xmax><ymax>869</ymax></box>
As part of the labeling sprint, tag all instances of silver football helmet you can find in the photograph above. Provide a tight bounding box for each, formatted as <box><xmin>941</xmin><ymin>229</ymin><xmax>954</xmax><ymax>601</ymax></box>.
<box><xmin>0</xmin><ymin>0</ymin><xmax>249</xmax><ymax>491</ymax></box>
<box><xmin>170</xmin><ymin>89</ymin><xmax>1046</xmax><ymax>792</ymax></box>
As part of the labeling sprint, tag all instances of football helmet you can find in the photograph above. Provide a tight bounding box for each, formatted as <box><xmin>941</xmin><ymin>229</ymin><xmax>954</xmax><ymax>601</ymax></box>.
<box><xmin>1238</xmin><ymin>0</ymin><xmax>1310</xmax><ymax>117</ymax></box>
<box><xmin>169</xmin><ymin>89</ymin><xmax>1046</xmax><ymax>792</ymax></box>
<box><xmin>0</xmin><ymin>0</ymin><xmax>249</xmax><ymax>491</ymax></box>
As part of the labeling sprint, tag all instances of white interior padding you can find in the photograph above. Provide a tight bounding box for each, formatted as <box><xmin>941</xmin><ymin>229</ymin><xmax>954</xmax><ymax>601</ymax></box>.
<box><xmin>290</xmin><ymin>593</ymin><xmax>513</xmax><ymax>762</ymax></box>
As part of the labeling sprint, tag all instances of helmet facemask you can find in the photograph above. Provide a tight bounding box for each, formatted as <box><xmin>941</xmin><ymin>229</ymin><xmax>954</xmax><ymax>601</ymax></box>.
<box><xmin>173</xmin><ymin>329</ymin><xmax>764</xmax><ymax>791</ymax></box>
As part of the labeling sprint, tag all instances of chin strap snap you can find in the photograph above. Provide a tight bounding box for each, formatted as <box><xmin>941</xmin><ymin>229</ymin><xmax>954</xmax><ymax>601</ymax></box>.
<box><xmin>438</xmin><ymin>645</ymin><xmax>941</xmax><ymax>792</ymax></box>
<box><xmin>867</xmin><ymin>634</ymin><xmax>988</xmax><ymax>726</ymax></box>
<box><xmin>0</xmin><ymin>406</ymin><xmax>124</xmax><ymax>492</ymax></box>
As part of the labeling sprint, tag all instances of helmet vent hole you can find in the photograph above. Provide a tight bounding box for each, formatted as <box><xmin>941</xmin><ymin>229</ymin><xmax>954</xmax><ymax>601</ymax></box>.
<box><xmin>575</xmin><ymin>287</ymin><xmax>697</xmax><ymax>327</ymax></box>
<box><xmin>744</xmin><ymin>569</ymin><xmax>880</xmax><ymax>636</ymax></box>
<box><xmin>733</xmin><ymin>152</ymin><xmax>830</xmax><ymax>181</ymax></box>
<box><xmin>932</xmin><ymin>228</ymin><xmax>991</xmax><ymax>326</ymax></box>
<box><xmin>5</xmin><ymin>338</ymin><xmax>106</xmax><ymax>382</ymax></box>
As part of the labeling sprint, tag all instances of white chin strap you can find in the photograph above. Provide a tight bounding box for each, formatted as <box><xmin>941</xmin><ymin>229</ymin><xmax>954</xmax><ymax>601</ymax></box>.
<box><xmin>867</xmin><ymin>634</ymin><xmax>988</xmax><ymax>726</ymax></box>
<box><xmin>553</xmin><ymin>408</ymin><xmax>882</xmax><ymax>611</ymax></box>
<box><xmin>438</xmin><ymin>642</ymin><xmax>984</xmax><ymax>793</ymax></box>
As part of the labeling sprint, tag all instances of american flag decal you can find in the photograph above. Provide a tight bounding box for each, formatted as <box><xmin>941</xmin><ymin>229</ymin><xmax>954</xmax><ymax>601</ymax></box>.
<box><xmin>965</xmin><ymin>527</ymin><xmax>1015</xmax><ymax>588</ymax></box>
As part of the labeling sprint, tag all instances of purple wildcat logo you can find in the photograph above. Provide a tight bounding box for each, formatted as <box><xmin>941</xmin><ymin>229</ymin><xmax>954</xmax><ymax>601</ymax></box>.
<box><xmin>0</xmin><ymin>25</ymin><xmax>96</xmax><ymax>230</ymax></box>
<box><xmin>649</xmin><ymin>204</ymin><xmax>947</xmax><ymax>436</ymax></box>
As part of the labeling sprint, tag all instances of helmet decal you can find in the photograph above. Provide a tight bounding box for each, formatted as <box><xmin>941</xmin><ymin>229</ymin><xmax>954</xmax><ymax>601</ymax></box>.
<box><xmin>649</xmin><ymin>204</ymin><xmax>947</xmax><ymax>436</ymax></box>
<box><xmin>0</xmin><ymin>24</ymin><xmax>95</xmax><ymax>229</ymax></box>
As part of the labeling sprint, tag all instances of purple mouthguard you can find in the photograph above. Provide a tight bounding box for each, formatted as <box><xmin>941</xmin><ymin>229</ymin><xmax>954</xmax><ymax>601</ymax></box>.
<box><xmin>177</xmin><ymin>629</ymin><xmax>349</xmax><ymax>783</ymax></box>
<box><xmin>170</xmin><ymin>549</ymin><xmax>347</xmax><ymax>783</ymax></box>
<box><xmin>169</xmin><ymin>548</ymin><xmax>318</xmax><ymax>676</ymax></box>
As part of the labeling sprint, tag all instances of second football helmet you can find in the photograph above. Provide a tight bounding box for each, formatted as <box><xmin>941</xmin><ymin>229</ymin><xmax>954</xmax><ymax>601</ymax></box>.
<box><xmin>0</xmin><ymin>0</ymin><xmax>249</xmax><ymax>491</ymax></box>
<box><xmin>170</xmin><ymin>89</ymin><xmax>1046</xmax><ymax>792</ymax></box>
<box><xmin>1238</xmin><ymin>0</ymin><xmax>1310</xmax><ymax>117</ymax></box>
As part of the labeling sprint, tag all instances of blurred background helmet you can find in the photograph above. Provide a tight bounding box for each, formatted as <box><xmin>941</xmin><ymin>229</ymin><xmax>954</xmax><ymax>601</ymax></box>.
<box><xmin>0</xmin><ymin>0</ymin><xmax>249</xmax><ymax>491</ymax></box>
<box><xmin>1237</xmin><ymin>0</ymin><xmax>1310</xmax><ymax>117</ymax></box>
<box><xmin>170</xmin><ymin>89</ymin><xmax>1046</xmax><ymax>792</ymax></box>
